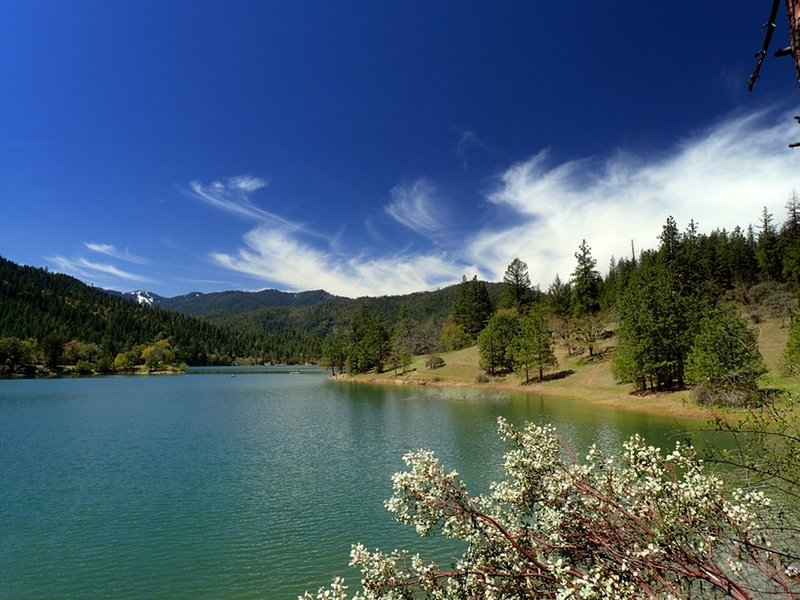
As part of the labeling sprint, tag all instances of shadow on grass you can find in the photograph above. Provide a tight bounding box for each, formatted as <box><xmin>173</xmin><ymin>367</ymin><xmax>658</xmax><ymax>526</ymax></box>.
<box><xmin>522</xmin><ymin>369</ymin><xmax>575</xmax><ymax>385</ymax></box>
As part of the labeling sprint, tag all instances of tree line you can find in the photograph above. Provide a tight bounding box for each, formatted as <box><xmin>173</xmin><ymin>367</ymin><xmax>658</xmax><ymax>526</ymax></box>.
<box><xmin>0</xmin><ymin>256</ymin><xmax>321</xmax><ymax>375</ymax></box>
<box><xmin>328</xmin><ymin>195</ymin><xmax>800</xmax><ymax>405</ymax></box>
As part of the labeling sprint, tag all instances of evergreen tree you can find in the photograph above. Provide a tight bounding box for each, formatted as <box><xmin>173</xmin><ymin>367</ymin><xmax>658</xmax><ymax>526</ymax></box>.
<box><xmin>782</xmin><ymin>191</ymin><xmax>800</xmax><ymax>286</ymax></box>
<box><xmin>452</xmin><ymin>276</ymin><xmax>494</xmax><ymax>339</ymax></box>
<box><xmin>570</xmin><ymin>240</ymin><xmax>602</xmax><ymax>316</ymax></box>
<box><xmin>501</xmin><ymin>258</ymin><xmax>533</xmax><ymax>310</ymax></box>
<box><xmin>756</xmin><ymin>207</ymin><xmax>782</xmax><ymax>281</ymax></box>
<box><xmin>511</xmin><ymin>306</ymin><xmax>557</xmax><ymax>382</ymax></box>
<box><xmin>322</xmin><ymin>329</ymin><xmax>348</xmax><ymax>375</ymax></box>
<box><xmin>389</xmin><ymin>307</ymin><xmax>417</xmax><ymax>374</ymax></box>
<box><xmin>346</xmin><ymin>305</ymin><xmax>389</xmax><ymax>374</ymax></box>
<box><xmin>686</xmin><ymin>305</ymin><xmax>766</xmax><ymax>405</ymax></box>
<box><xmin>478</xmin><ymin>310</ymin><xmax>520</xmax><ymax>376</ymax></box>
<box><xmin>726</xmin><ymin>225</ymin><xmax>759</xmax><ymax>289</ymax></box>
<box><xmin>612</xmin><ymin>253</ymin><xmax>701</xmax><ymax>392</ymax></box>
<box><xmin>657</xmin><ymin>215</ymin><xmax>680</xmax><ymax>264</ymax></box>
<box><xmin>546</xmin><ymin>273</ymin><xmax>572</xmax><ymax>318</ymax></box>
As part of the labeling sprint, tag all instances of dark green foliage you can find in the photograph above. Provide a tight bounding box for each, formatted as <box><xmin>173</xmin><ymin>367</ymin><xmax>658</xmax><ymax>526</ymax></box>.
<box><xmin>0</xmin><ymin>337</ymin><xmax>36</xmax><ymax>376</ymax></box>
<box><xmin>511</xmin><ymin>306</ymin><xmax>557</xmax><ymax>382</ymax></box>
<box><xmin>452</xmin><ymin>276</ymin><xmax>495</xmax><ymax>339</ymax></box>
<box><xmin>756</xmin><ymin>207</ymin><xmax>783</xmax><ymax>282</ymax></box>
<box><xmin>478</xmin><ymin>310</ymin><xmax>520</xmax><ymax>376</ymax></box>
<box><xmin>781</xmin><ymin>306</ymin><xmax>800</xmax><ymax>378</ymax></box>
<box><xmin>570</xmin><ymin>240</ymin><xmax>602</xmax><ymax>316</ymax></box>
<box><xmin>612</xmin><ymin>250</ymin><xmax>703</xmax><ymax>392</ymax></box>
<box><xmin>546</xmin><ymin>273</ymin><xmax>573</xmax><ymax>318</ymax></box>
<box><xmin>158</xmin><ymin>288</ymin><xmax>337</xmax><ymax>316</ymax></box>
<box><xmin>0</xmin><ymin>255</ymin><xmax>316</xmax><ymax>370</ymax></box>
<box><xmin>501</xmin><ymin>258</ymin><xmax>533</xmax><ymax>310</ymax></box>
<box><xmin>606</xmin><ymin>211</ymin><xmax>788</xmax><ymax>395</ymax></box>
<box><xmin>685</xmin><ymin>305</ymin><xmax>767</xmax><ymax>405</ymax></box>
<box><xmin>425</xmin><ymin>354</ymin><xmax>446</xmax><ymax>369</ymax></box>
<box><xmin>321</xmin><ymin>329</ymin><xmax>348</xmax><ymax>375</ymax></box>
<box><xmin>781</xmin><ymin>192</ymin><xmax>800</xmax><ymax>287</ymax></box>
<box><xmin>346</xmin><ymin>305</ymin><xmax>389</xmax><ymax>374</ymax></box>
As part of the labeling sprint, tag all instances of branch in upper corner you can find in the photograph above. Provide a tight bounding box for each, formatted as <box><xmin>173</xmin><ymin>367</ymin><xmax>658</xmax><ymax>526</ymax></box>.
<box><xmin>748</xmin><ymin>0</ymin><xmax>782</xmax><ymax>91</ymax></box>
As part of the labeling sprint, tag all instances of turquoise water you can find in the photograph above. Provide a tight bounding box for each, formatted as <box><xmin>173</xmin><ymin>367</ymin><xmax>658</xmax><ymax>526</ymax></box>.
<box><xmin>0</xmin><ymin>368</ymin><xmax>695</xmax><ymax>599</ymax></box>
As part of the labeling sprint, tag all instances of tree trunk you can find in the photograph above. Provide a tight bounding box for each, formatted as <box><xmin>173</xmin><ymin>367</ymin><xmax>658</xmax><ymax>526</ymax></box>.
<box><xmin>789</xmin><ymin>0</ymin><xmax>800</xmax><ymax>84</ymax></box>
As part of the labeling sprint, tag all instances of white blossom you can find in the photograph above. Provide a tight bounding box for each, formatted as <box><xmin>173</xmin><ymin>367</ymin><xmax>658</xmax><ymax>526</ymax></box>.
<box><xmin>303</xmin><ymin>418</ymin><xmax>796</xmax><ymax>599</ymax></box>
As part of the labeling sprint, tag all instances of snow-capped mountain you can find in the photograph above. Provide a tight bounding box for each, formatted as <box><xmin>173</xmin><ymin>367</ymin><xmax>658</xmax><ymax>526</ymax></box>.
<box><xmin>124</xmin><ymin>290</ymin><xmax>163</xmax><ymax>307</ymax></box>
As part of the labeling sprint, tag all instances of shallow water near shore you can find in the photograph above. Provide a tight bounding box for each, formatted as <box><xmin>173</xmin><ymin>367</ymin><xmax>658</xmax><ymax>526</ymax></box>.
<box><xmin>1</xmin><ymin>367</ymin><xmax>704</xmax><ymax>599</ymax></box>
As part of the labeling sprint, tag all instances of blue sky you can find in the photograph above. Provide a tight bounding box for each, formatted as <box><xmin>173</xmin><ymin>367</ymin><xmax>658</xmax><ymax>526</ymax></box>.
<box><xmin>2</xmin><ymin>1</ymin><xmax>799</xmax><ymax>298</ymax></box>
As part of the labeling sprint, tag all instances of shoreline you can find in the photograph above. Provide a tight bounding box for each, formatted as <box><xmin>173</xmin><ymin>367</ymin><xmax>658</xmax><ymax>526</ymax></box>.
<box><xmin>331</xmin><ymin>369</ymin><xmax>714</xmax><ymax>422</ymax></box>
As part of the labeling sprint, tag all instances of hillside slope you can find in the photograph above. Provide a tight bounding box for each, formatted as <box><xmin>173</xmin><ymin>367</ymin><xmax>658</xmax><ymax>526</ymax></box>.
<box><xmin>347</xmin><ymin>317</ymin><xmax>795</xmax><ymax>421</ymax></box>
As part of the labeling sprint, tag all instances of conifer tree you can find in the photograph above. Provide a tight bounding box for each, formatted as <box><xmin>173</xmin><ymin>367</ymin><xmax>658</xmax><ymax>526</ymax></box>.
<box><xmin>478</xmin><ymin>310</ymin><xmax>520</xmax><ymax>375</ymax></box>
<box><xmin>570</xmin><ymin>240</ymin><xmax>602</xmax><ymax>317</ymax></box>
<box><xmin>501</xmin><ymin>258</ymin><xmax>533</xmax><ymax>310</ymax></box>
<box><xmin>546</xmin><ymin>273</ymin><xmax>572</xmax><ymax>318</ymax></box>
<box><xmin>757</xmin><ymin>207</ymin><xmax>782</xmax><ymax>281</ymax></box>
<box><xmin>685</xmin><ymin>305</ymin><xmax>766</xmax><ymax>405</ymax></box>
<box><xmin>511</xmin><ymin>306</ymin><xmax>557</xmax><ymax>382</ymax></box>
<box><xmin>452</xmin><ymin>276</ymin><xmax>494</xmax><ymax>339</ymax></box>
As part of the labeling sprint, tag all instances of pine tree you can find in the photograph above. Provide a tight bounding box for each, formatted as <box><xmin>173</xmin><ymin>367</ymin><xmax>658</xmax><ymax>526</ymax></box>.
<box><xmin>612</xmin><ymin>253</ymin><xmax>701</xmax><ymax>392</ymax></box>
<box><xmin>546</xmin><ymin>273</ymin><xmax>572</xmax><ymax>318</ymax></box>
<box><xmin>511</xmin><ymin>306</ymin><xmax>557</xmax><ymax>382</ymax></box>
<box><xmin>570</xmin><ymin>240</ymin><xmax>602</xmax><ymax>317</ymax></box>
<box><xmin>478</xmin><ymin>310</ymin><xmax>520</xmax><ymax>376</ymax></box>
<box><xmin>756</xmin><ymin>207</ymin><xmax>782</xmax><ymax>281</ymax></box>
<box><xmin>501</xmin><ymin>258</ymin><xmax>532</xmax><ymax>310</ymax></box>
<box><xmin>452</xmin><ymin>276</ymin><xmax>494</xmax><ymax>339</ymax></box>
<box><xmin>686</xmin><ymin>305</ymin><xmax>766</xmax><ymax>405</ymax></box>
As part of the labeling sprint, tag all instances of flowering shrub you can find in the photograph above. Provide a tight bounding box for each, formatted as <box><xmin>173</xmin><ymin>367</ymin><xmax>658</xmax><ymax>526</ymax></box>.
<box><xmin>301</xmin><ymin>418</ymin><xmax>797</xmax><ymax>599</ymax></box>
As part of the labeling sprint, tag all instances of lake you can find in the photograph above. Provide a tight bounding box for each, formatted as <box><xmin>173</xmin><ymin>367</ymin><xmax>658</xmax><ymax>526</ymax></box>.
<box><xmin>0</xmin><ymin>367</ymin><xmax>699</xmax><ymax>599</ymax></box>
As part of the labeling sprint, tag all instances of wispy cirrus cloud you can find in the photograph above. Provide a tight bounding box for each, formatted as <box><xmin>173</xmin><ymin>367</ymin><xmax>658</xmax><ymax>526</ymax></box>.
<box><xmin>85</xmin><ymin>242</ymin><xmax>149</xmax><ymax>265</ymax></box>
<box><xmin>452</xmin><ymin>124</ymin><xmax>494</xmax><ymax>170</ymax></box>
<box><xmin>384</xmin><ymin>178</ymin><xmax>447</xmax><ymax>241</ymax></box>
<box><xmin>207</xmin><ymin>108</ymin><xmax>799</xmax><ymax>297</ymax></box>
<box><xmin>48</xmin><ymin>255</ymin><xmax>152</xmax><ymax>289</ymax></box>
<box><xmin>184</xmin><ymin>175</ymin><xmax>302</xmax><ymax>227</ymax></box>
<box><xmin>468</xmin><ymin>108</ymin><xmax>800</xmax><ymax>286</ymax></box>
<box><xmin>210</xmin><ymin>225</ymin><xmax>472</xmax><ymax>297</ymax></box>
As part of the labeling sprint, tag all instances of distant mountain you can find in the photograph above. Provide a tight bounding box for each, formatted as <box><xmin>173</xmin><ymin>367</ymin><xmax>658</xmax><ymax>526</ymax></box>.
<box><xmin>157</xmin><ymin>288</ymin><xmax>341</xmax><ymax>316</ymax></box>
<box><xmin>118</xmin><ymin>282</ymin><xmax>506</xmax><ymax>340</ymax></box>
<box><xmin>0</xmin><ymin>256</ymin><xmax>322</xmax><ymax>365</ymax></box>
<box><xmin>123</xmin><ymin>290</ymin><xmax>167</xmax><ymax>307</ymax></box>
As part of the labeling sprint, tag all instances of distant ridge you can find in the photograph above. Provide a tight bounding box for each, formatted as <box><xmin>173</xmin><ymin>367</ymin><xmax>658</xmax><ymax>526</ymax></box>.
<box><xmin>114</xmin><ymin>282</ymin><xmax>505</xmax><ymax>339</ymax></box>
<box><xmin>158</xmin><ymin>288</ymin><xmax>341</xmax><ymax>316</ymax></box>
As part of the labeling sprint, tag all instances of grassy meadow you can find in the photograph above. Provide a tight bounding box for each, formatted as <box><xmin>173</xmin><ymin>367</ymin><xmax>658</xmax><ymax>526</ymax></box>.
<box><xmin>346</xmin><ymin>316</ymin><xmax>799</xmax><ymax>421</ymax></box>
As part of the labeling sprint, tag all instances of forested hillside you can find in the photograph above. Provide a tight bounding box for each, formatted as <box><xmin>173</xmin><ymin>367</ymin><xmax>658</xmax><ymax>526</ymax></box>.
<box><xmin>327</xmin><ymin>198</ymin><xmax>800</xmax><ymax>407</ymax></box>
<box><xmin>151</xmin><ymin>282</ymin><xmax>505</xmax><ymax>337</ymax></box>
<box><xmin>157</xmin><ymin>288</ymin><xmax>340</xmax><ymax>317</ymax></box>
<box><xmin>6</xmin><ymin>198</ymin><xmax>800</xmax><ymax>388</ymax></box>
<box><xmin>0</xmin><ymin>256</ymin><xmax>320</xmax><ymax>374</ymax></box>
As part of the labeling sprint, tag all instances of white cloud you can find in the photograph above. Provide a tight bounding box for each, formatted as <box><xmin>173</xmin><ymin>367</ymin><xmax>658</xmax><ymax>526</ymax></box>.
<box><xmin>208</xmin><ymin>108</ymin><xmax>800</xmax><ymax>297</ymax></box>
<box><xmin>185</xmin><ymin>175</ymin><xmax>298</xmax><ymax>226</ymax></box>
<box><xmin>210</xmin><ymin>225</ymin><xmax>472</xmax><ymax>297</ymax></box>
<box><xmin>84</xmin><ymin>242</ymin><xmax>149</xmax><ymax>264</ymax></box>
<box><xmin>384</xmin><ymin>178</ymin><xmax>446</xmax><ymax>240</ymax></box>
<box><xmin>468</xmin><ymin>108</ymin><xmax>800</xmax><ymax>288</ymax></box>
<box><xmin>229</xmin><ymin>175</ymin><xmax>268</xmax><ymax>193</ymax></box>
<box><xmin>49</xmin><ymin>255</ymin><xmax>152</xmax><ymax>288</ymax></box>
